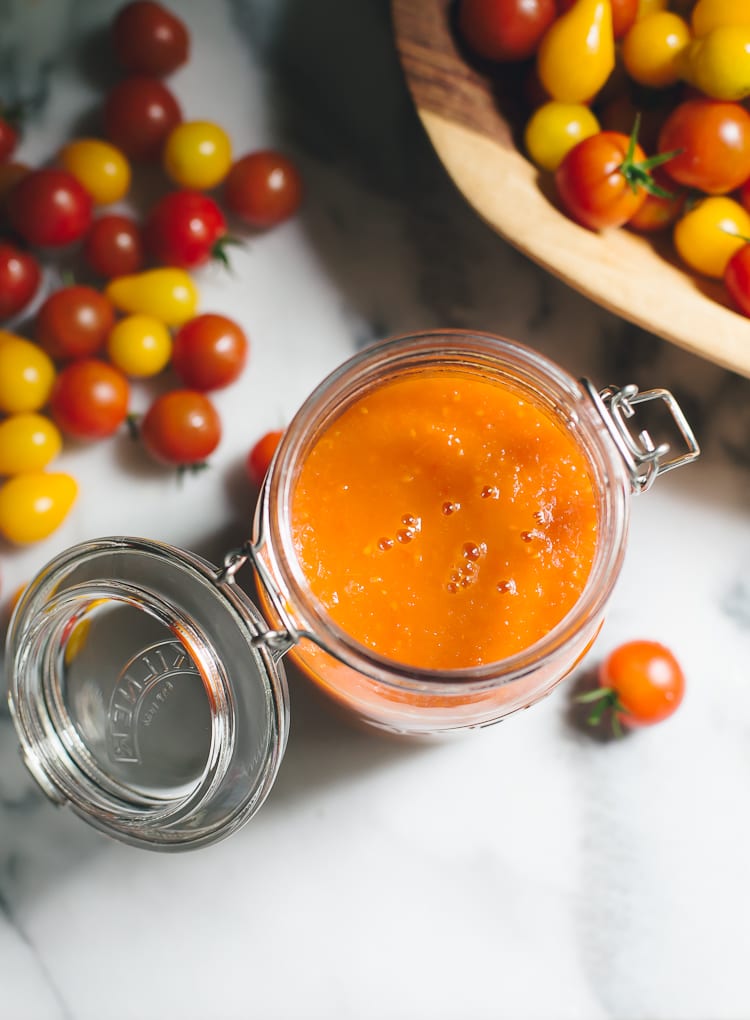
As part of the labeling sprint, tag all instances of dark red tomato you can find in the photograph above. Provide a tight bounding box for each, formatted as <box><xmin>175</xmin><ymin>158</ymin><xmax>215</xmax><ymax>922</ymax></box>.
<box><xmin>9</xmin><ymin>169</ymin><xmax>92</xmax><ymax>247</ymax></box>
<box><xmin>556</xmin><ymin>0</ymin><xmax>637</xmax><ymax>39</ymax></box>
<box><xmin>223</xmin><ymin>152</ymin><xmax>303</xmax><ymax>228</ymax></box>
<box><xmin>0</xmin><ymin>243</ymin><xmax>41</xmax><ymax>321</ymax></box>
<box><xmin>171</xmin><ymin>314</ymin><xmax>248</xmax><ymax>391</ymax></box>
<box><xmin>50</xmin><ymin>359</ymin><xmax>129</xmax><ymax>439</ymax></box>
<box><xmin>103</xmin><ymin>76</ymin><xmax>182</xmax><ymax>161</ymax></box>
<box><xmin>112</xmin><ymin>1</ymin><xmax>189</xmax><ymax>76</ymax></box>
<box><xmin>555</xmin><ymin>131</ymin><xmax>649</xmax><ymax>231</ymax></box>
<box><xmin>725</xmin><ymin>244</ymin><xmax>750</xmax><ymax>317</ymax></box>
<box><xmin>246</xmin><ymin>429</ymin><xmax>283</xmax><ymax>486</ymax></box>
<box><xmin>0</xmin><ymin>117</ymin><xmax>19</xmax><ymax>161</ymax></box>
<box><xmin>658</xmin><ymin>99</ymin><xmax>750</xmax><ymax>195</ymax></box>
<box><xmin>458</xmin><ymin>0</ymin><xmax>556</xmax><ymax>62</ymax></box>
<box><xmin>141</xmin><ymin>390</ymin><xmax>221</xmax><ymax>465</ymax></box>
<box><xmin>36</xmin><ymin>285</ymin><xmax>116</xmax><ymax>361</ymax></box>
<box><xmin>83</xmin><ymin>214</ymin><xmax>145</xmax><ymax>278</ymax></box>
<box><xmin>144</xmin><ymin>190</ymin><xmax>226</xmax><ymax>268</ymax></box>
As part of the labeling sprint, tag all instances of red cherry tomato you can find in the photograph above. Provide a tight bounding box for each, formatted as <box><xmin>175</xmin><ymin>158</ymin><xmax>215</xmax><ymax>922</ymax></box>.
<box><xmin>9</xmin><ymin>169</ymin><xmax>93</xmax><ymax>247</ymax></box>
<box><xmin>171</xmin><ymin>314</ymin><xmax>248</xmax><ymax>391</ymax></box>
<box><xmin>144</xmin><ymin>190</ymin><xmax>227</xmax><ymax>268</ymax></box>
<box><xmin>725</xmin><ymin>243</ymin><xmax>750</xmax><ymax>317</ymax></box>
<box><xmin>658</xmin><ymin>99</ymin><xmax>750</xmax><ymax>195</ymax></box>
<box><xmin>0</xmin><ymin>243</ymin><xmax>41</xmax><ymax>321</ymax></box>
<box><xmin>555</xmin><ymin>131</ymin><xmax>652</xmax><ymax>231</ymax></box>
<box><xmin>36</xmin><ymin>285</ymin><xmax>116</xmax><ymax>361</ymax></box>
<box><xmin>50</xmin><ymin>359</ymin><xmax>130</xmax><ymax>439</ymax></box>
<box><xmin>223</xmin><ymin>151</ymin><xmax>303</xmax><ymax>228</ymax></box>
<box><xmin>112</xmin><ymin>1</ymin><xmax>189</xmax><ymax>76</ymax></box>
<box><xmin>83</xmin><ymin>214</ymin><xmax>145</xmax><ymax>278</ymax></box>
<box><xmin>556</xmin><ymin>0</ymin><xmax>637</xmax><ymax>40</ymax></box>
<box><xmin>0</xmin><ymin>117</ymin><xmax>19</xmax><ymax>161</ymax></box>
<box><xmin>597</xmin><ymin>640</ymin><xmax>685</xmax><ymax>728</ymax></box>
<box><xmin>246</xmin><ymin>429</ymin><xmax>283</xmax><ymax>486</ymax></box>
<box><xmin>140</xmin><ymin>390</ymin><xmax>221</xmax><ymax>465</ymax></box>
<box><xmin>458</xmin><ymin>0</ymin><xmax>556</xmax><ymax>61</ymax></box>
<box><xmin>103</xmin><ymin>76</ymin><xmax>182</xmax><ymax>161</ymax></box>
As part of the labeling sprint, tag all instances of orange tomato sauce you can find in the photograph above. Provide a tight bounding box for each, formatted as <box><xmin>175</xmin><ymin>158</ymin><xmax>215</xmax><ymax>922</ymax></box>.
<box><xmin>291</xmin><ymin>371</ymin><xmax>598</xmax><ymax>670</ymax></box>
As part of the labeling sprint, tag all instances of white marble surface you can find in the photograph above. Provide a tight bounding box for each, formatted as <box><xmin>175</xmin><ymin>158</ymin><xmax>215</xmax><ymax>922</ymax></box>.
<box><xmin>1</xmin><ymin>1</ymin><xmax>749</xmax><ymax>1017</ymax></box>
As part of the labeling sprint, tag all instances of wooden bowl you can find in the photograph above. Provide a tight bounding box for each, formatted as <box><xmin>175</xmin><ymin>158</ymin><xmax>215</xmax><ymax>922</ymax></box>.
<box><xmin>392</xmin><ymin>0</ymin><xmax>750</xmax><ymax>380</ymax></box>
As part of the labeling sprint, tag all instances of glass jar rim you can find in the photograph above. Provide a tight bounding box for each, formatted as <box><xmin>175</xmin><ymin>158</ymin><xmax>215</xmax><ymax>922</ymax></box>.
<box><xmin>259</xmin><ymin>329</ymin><xmax>632</xmax><ymax>691</ymax></box>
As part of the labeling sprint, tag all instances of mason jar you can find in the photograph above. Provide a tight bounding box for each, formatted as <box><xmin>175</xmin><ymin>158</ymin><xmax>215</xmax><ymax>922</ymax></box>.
<box><xmin>5</xmin><ymin>330</ymin><xmax>699</xmax><ymax>850</ymax></box>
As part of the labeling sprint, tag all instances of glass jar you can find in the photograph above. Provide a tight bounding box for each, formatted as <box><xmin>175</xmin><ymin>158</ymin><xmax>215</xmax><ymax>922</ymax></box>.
<box><xmin>5</xmin><ymin>330</ymin><xmax>699</xmax><ymax>850</ymax></box>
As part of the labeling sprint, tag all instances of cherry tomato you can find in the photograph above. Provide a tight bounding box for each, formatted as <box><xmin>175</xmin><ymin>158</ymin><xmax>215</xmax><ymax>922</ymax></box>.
<box><xmin>106</xmin><ymin>314</ymin><xmax>172</xmax><ymax>377</ymax></box>
<box><xmin>0</xmin><ymin>116</ymin><xmax>18</xmax><ymax>161</ymax></box>
<box><xmin>691</xmin><ymin>0</ymin><xmax>750</xmax><ymax>37</ymax></box>
<box><xmin>682</xmin><ymin>25</ymin><xmax>750</xmax><ymax>101</ymax></box>
<box><xmin>9</xmin><ymin>169</ymin><xmax>93</xmax><ymax>247</ymax></box>
<box><xmin>246</xmin><ymin>429</ymin><xmax>283</xmax><ymax>486</ymax></box>
<box><xmin>597</xmin><ymin>640</ymin><xmax>685</xmax><ymax>727</ymax></box>
<box><xmin>106</xmin><ymin>267</ymin><xmax>199</xmax><ymax>325</ymax></box>
<box><xmin>0</xmin><ymin>413</ymin><xmax>63</xmax><ymax>475</ymax></box>
<box><xmin>171</xmin><ymin>314</ymin><xmax>248</xmax><ymax>391</ymax></box>
<box><xmin>112</xmin><ymin>1</ymin><xmax>189</xmax><ymax>76</ymax></box>
<box><xmin>658</xmin><ymin>99</ymin><xmax>750</xmax><ymax>195</ymax></box>
<box><xmin>524</xmin><ymin>101</ymin><xmax>600</xmax><ymax>172</ymax></box>
<box><xmin>673</xmin><ymin>195</ymin><xmax>750</xmax><ymax>278</ymax></box>
<box><xmin>163</xmin><ymin>121</ymin><xmax>232</xmax><ymax>190</ymax></box>
<box><xmin>0</xmin><ymin>334</ymin><xmax>56</xmax><ymax>413</ymax></box>
<box><xmin>36</xmin><ymin>285</ymin><xmax>115</xmax><ymax>361</ymax></box>
<box><xmin>458</xmin><ymin>0</ymin><xmax>556</xmax><ymax>61</ymax></box>
<box><xmin>144</xmin><ymin>190</ymin><xmax>227</xmax><ymax>268</ymax></box>
<box><xmin>0</xmin><ymin>243</ymin><xmax>41</xmax><ymax>321</ymax></box>
<box><xmin>621</xmin><ymin>12</ymin><xmax>691</xmax><ymax>88</ymax></box>
<box><xmin>59</xmin><ymin>138</ymin><xmax>131</xmax><ymax>205</ymax></box>
<box><xmin>103</xmin><ymin>76</ymin><xmax>182</xmax><ymax>161</ymax></box>
<box><xmin>724</xmin><ymin>243</ymin><xmax>750</xmax><ymax>316</ymax></box>
<box><xmin>636</xmin><ymin>0</ymin><xmax>667</xmax><ymax>16</ymax></box>
<box><xmin>140</xmin><ymin>390</ymin><xmax>221</xmax><ymax>465</ymax></box>
<box><xmin>50</xmin><ymin>359</ymin><xmax>130</xmax><ymax>440</ymax></box>
<box><xmin>224</xmin><ymin>151</ymin><xmax>303</xmax><ymax>228</ymax></box>
<box><xmin>557</xmin><ymin>0</ymin><xmax>638</xmax><ymax>39</ymax></box>
<box><xmin>0</xmin><ymin>472</ymin><xmax>77</xmax><ymax>544</ymax></box>
<box><xmin>555</xmin><ymin>130</ymin><xmax>652</xmax><ymax>231</ymax></box>
<box><xmin>626</xmin><ymin>167</ymin><xmax>685</xmax><ymax>233</ymax></box>
<box><xmin>83</xmin><ymin>214</ymin><xmax>144</xmax><ymax>278</ymax></box>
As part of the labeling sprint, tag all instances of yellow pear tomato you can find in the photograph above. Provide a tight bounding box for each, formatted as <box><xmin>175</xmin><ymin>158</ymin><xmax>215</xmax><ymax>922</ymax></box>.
<box><xmin>106</xmin><ymin>268</ymin><xmax>199</xmax><ymax>326</ymax></box>
<box><xmin>524</xmin><ymin>102</ymin><xmax>600</xmax><ymax>172</ymax></box>
<box><xmin>622</xmin><ymin>12</ymin><xmax>691</xmax><ymax>88</ymax></box>
<box><xmin>0</xmin><ymin>335</ymin><xmax>56</xmax><ymax>414</ymax></box>
<box><xmin>163</xmin><ymin>121</ymin><xmax>232</xmax><ymax>190</ymax></box>
<box><xmin>0</xmin><ymin>472</ymin><xmax>77</xmax><ymax>544</ymax></box>
<box><xmin>0</xmin><ymin>413</ymin><xmax>63</xmax><ymax>475</ymax></box>
<box><xmin>537</xmin><ymin>0</ymin><xmax>615</xmax><ymax>103</ymax></box>
<box><xmin>59</xmin><ymin>138</ymin><xmax>131</xmax><ymax>205</ymax></box>
<box><xmin>673</xmin><ymin>196</ymin><xmax>750</xmax><ymax>278</ymax></box>
<box><xmin>106</xmin><ymin>314</ymin><xmax>173</xmax><ymax>377</ymax></box>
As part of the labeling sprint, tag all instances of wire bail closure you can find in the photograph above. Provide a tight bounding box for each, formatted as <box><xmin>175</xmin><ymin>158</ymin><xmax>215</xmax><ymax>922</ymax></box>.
<box><xmin>582</xmin><ymin>380</ymin><xmax>700</xmax><ymax>493</ymax></box>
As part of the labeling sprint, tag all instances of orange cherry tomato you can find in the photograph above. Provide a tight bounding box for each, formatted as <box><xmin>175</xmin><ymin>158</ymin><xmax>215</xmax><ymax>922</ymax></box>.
<box><xmin>598</xmin><ymin>640</ymin><xmax>685</xmax><ymax>727</ymax></box>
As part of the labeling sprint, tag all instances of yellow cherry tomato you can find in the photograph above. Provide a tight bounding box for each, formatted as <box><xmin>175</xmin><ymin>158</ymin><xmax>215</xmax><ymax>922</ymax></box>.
<box><xmin>106</xmin><ymin>269</ymin><xmax>199</xmax><ymax>326</ymax></box>
<box><xmin>692</xmin><ymin>0</ymin><xmax>750</xmax><ymax>36</ymax></box>
<box><xmin>106</xmin><ymin>314</ymin><xmax>173</xmax><ymax>377</ymax></box>
<box><xmin>163</xmin><ymin>121</ymin><xmax>232</xmax><ymax>190</ymax></box>
<box><xmin>0</xmin><ymin>413</ymin><xmax>63</xmax><ymax>475</ymax></box>
<box><xmin>681</xmin><ymin>26</ymin><xmax>750</xmax><ymax>100</ymax></box>
<box><xmin>0</xmin><ymin>472</ymin><xmax>77</xmax><ymax>544</ymax></box>
<box><xmin>537</xmin><ymin>0</ymin><xmax>615</xmax><ymax>104</ymax></box>
<box><xmin>622</xmin><ymin>12</ymin><xmax>691</xmax><ymax>88</ymax></box>
<box><xmin>524</xmin><ymin>102</ymin><xmax>600</xmax><ymax>172</ymax></box>
<box><xmin>637</xmin><ymin>0</ymin><xmax>668</xmax><ymax>17</ymax></box>
<box><xmin>59</xmin><ymin>138</ymin><xmax>131</xmax><ymax>205</ymax></box>
<box><xmin>0</xmin><ymin>335</ymin><xmax>56</xmax><ymax>414</ymax></box>
<box><xmin>673</xmin><ymin>196</ymin><xmax>750</xmax><ymax>278</ymax></box>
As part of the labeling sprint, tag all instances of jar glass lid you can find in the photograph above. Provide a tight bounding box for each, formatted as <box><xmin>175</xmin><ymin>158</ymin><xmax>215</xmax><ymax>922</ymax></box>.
<box><xmin>6</xmin><ymin>538</ymin><xmax>289</xmax><ymax>851</ymax></box>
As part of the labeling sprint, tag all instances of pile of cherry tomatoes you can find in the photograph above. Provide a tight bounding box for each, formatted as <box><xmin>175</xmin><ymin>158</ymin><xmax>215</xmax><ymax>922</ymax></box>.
<box><xmin>0</xmin><ymin>1</ymin><xmax>301</xmax><ymax>547</ymax></box>
<box><xmin>457</xmin><ymin>0</ymin><xmax>750</xmax><ymax>317</ymax></box>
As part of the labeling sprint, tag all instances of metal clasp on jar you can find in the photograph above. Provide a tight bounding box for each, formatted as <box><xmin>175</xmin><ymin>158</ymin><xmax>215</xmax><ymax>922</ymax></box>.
<box><xmin>582</xmin><ymin>380</ymin><xmax>701</xmax><ymax>493</ymax></box>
